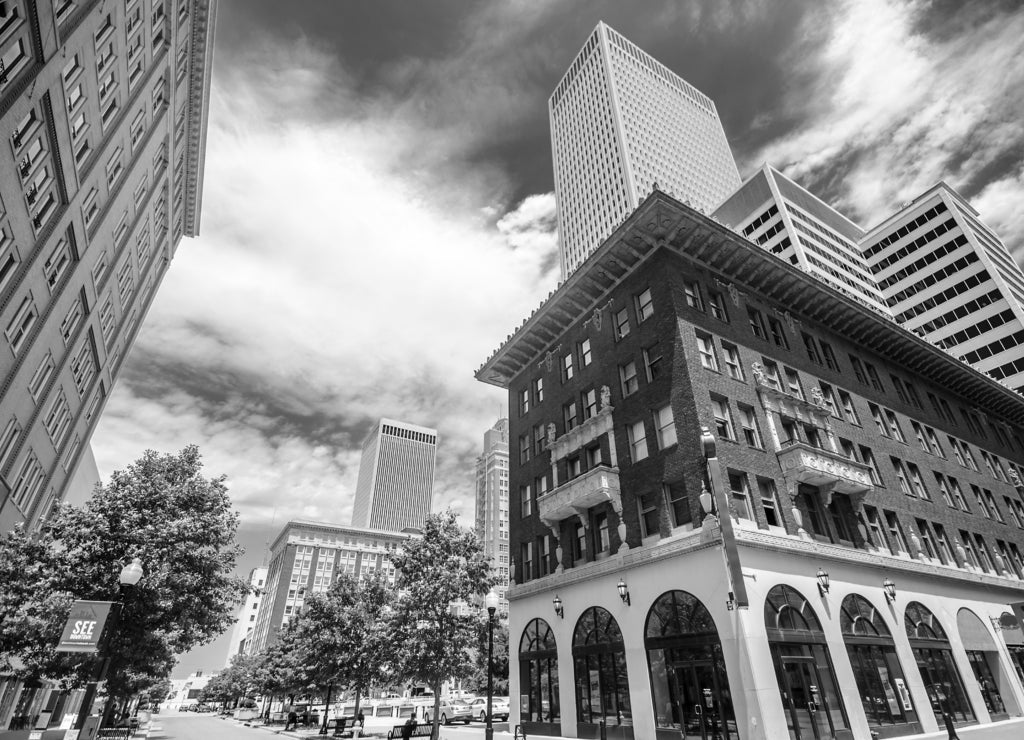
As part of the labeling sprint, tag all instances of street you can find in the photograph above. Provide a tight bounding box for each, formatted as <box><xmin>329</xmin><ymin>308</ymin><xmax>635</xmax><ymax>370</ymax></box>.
<box><xmin>149</xmin><ymin>713</ymin><xmax>513</xmax><ymax>740</ymax></box>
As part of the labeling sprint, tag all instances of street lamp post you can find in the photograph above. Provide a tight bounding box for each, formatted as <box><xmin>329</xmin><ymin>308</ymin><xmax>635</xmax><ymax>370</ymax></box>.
<box><xmin>485</xmin><ymin>590</ymin><xmax>499</xmax><ymax>740</ymax></box>
<box><xmin>75</xmin><ymin>557</ymin><xmax>145</xmax><ymax>731</ymax></box>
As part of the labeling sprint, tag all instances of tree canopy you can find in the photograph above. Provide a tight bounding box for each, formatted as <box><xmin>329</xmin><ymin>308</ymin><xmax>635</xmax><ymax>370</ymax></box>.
<box><xmin>0</xmin><ymin>446</ymin><xmax>249</xmax><ymax>703</ymax></box>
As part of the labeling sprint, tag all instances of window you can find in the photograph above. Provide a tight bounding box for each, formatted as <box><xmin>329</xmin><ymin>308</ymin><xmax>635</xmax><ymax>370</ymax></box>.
<box><xmin>581</xmin><ymin>388</ymin><xmax>598</xmax><ymax>420</ymax></box>
<box><xmin>586</xmin><ymin>445</ymin><xmax>602</xmax><ymax>469</ymax></box>
<box><xmin>638</xmin><ymin>491</ymin><xmax>660</xmax><ymax>538</ymax></box>
<box><xmin>532</xmin><ymin>424</ymin><xmax>546</xmax><ymax>456</ymax></box>
<box><xmin>802</xmin><ymin>333</ymin><xmax>821</xmax><ymax>364</ymax></box>
<box><xmin>628</xmin><ymin>420</ymin><xmax>648</xmax><ymax>461</ymax></box>
<box><xmin>519</xmin><ymin>435</ymin><xmax>530</xmax><ymax>464</ymax></box>
<box><xmin>934</xmin><ymin>524</ymin><xmax>955</xmax><ymax>565</ymax></box>
<box><xmin>82</xmin><ymin>187</ymin><xmax>99</xmax><ymax>227</ymax></box>
<box><xmin>727</xmin><ymin>471</ymin><xmax>752</xmax><ymax>520</ymax></box>
<box><xmin>711</xmin><ymin>396</ymin><xmax>734</xmax><ymax>440</ymax></box>
<box><xmin>767</xmin><ymin>316</ymin><xmax>788</xmax><ymax>348</ymax></box>
<box><xmin>635</xmin><ymin>288</ymin><xmax>653</xmax><ymax>322</ymax></box>
<box><xmin>5</xmin><ymin>295</ymin><xmax>37</xmax><ymax>354</ymax></box>
<box><xmin>60</xmin><ymin>298</ymin><xmax>83</xmax><ymax>343</ymax></box>
<box><xmin>708</xmin><ymin>291</ymin><xmax>728</xmax><ymax>321</ymax></box>
<box><xmin>105</xmin><ymin>146</ymin><xmax>123</xmax><ymax>187</ymax></box>
<box><xmin>520</xmin><ymin>484</ymin><xmax>532</xmax><ymax>517</ymax></box>
<box><xmin>859</xmin><ymin>445</ymin><xmax>882</xmax><ymax>485</ymax></box>
<box><xmin>696</xmin><ymin>331</ymin><xmax>718</xmax><ymax>371</ymax></box>
<box><xmin>885</xmin><ymin>410</ymin><xmax>905</xmax><ymax>442</ymax></box>
<box><xmin>643</xmin><ymin>342</ymin><xmax>663</xmax><ymax>381</ymax></box>
<box><xmin>99</xmin><ymin>298</ymin><xmax>115</xmax><ymax>345</ymax></box>
<box><xmin>684</xmin><ymin>281</ymin><xmax>704</xmax><ymax>311</ymax></box>
<box><xmin>916</xmin><ymin>520</ymin><xmax>939</xmax><ymax>562</ymax></box>
<box><xmin>760</xmin><ymin>359</ymin><xmax>782</xmax><ymax>389</ymax></box>
<box><xmin>863</xmin><ymin>506</ymin><xmax>886</xmax><ymax>551</ymax></box>
<box><xmin>908</xmin><ymin>463</ymin><xmax>930</xmax><ymax>500</ymax></box>
<box><xmin>579</xmin><ymin>338</ymin><xmax>592</xmax><ymax>367</ymax></box>
<box><xmin>533</xmin><ymin>376</ymin><xmax>544</xmax><ymax>403</ymax></box>
<box><xmin>561</xmin><ymin>351</ymin><xmax>574</xmax><ymax>382</ymax></box>
<box><xmin>959</xmin><ymin>532</ymin><xmax>980</xmax><ymax>569</ymax></box>
<box><xmin>948</xmin><ymin>476</ymin><xmax>969</xmax><ymax>512</ymax></box>
<box><xmin>653</xmin><ymin>404</ymin><xmax>676</xmax><ymax>449</ymax></box>
<box><xmin>572</xmin><ymin>521</ymin><xmax>586</xmax><ymax>565</ymax></box>
<box><xmin>925</xmin><ymin>427</ymin><xmax>944</xmax><ymax>457</ymax></box>
<box><xmin>818</xmin><ymin>383</ymin><xmax>839</xmax><ymax>417</ymax></box>
<box><xmin>117</xmin><ymin>259</ymin><xmax>134</xmax><ymax>308</ymax></box>
<box><xmin>804</xmin><ymin>424</ymin><xmax>823</xmax><ymax>449</ymax></box>
<box><xmin>866</xmin><ymin>363</ymin><xmax>884</xmax><ymax>391</ymax></box>
<box><xmin>911</xmin><ymin>421</ymin><xmax>929</xmax><ymax>453</ymax></box>
<box><xmin>0</xmin><ymin>419</ymin><xmax>22</xmax><ymax>475</ymax></box>
<box><xmin>934</xmin><ymin>473</ymin><xmax>955</xmax><ymax>508</ymax></box>
<box><xmin>738</xmin><ymin>404</ymin><xmax>762</xmax><ymax>448</ymax></box>
<box><xmin>518</xmin><ymin>388</ymin><xmax>529</xmax><ymax>416</ymax></box>
<box><xmin>722</xmin><ymin>342</ymin><xmax>743</xmax><ymax>380</ymax></box>
<box><xmin>972</xmin><ymin>485</ymin><xmax>992</xmax><ymax>519</ymax></box>
<box><xmin>27</xmin><ymin>353</ymin><xmax>54</xmax><ymax>399</ymax></box>
<box><xmin>44</xmin><ymin>391</ymin><xmax>72</xmax><ymax>447</ymax></box>
<box><xmin>758</xmin><ymin>478</ymin><xmax>781</xmax><ymax>527</ymax></box>
<box><xmin>43</xmin><ymin>238</ymin><xmax>74</xmax><ymax>290</ymax></box>
<box><xmin>891</xmin><ymin>458</ymin><xmax>912</xmax><ymax>495</ymax></box>
<box><xmin>984</xmin><ymin>489</ymin><xmax>1004</xmax><ymax>523</ymax></box>
<box><xmin>614</xmin><ymin>308</ymin><xmax>630</xmax><ymax>339</ymax></box>
<box><xmin>520</xmin><ymin>542</ymin><xmax>533</xmax><ymax>580</ymax></box>
<box><xmin>784</xmin><ymin>367</ymin><xmax>803</xmax><ymax>398</ymax></box>
<box><xmin>820</xmin><ymin>342</ymin><xmax>838</xmax><ymax>371</ymax></box>
<box><xmin>884</xmin><ymin>511</ymin><xmax>908</xmax><ymax>555</ymax></box>
<box><xmin>563</xmin><ymin>401</ymin><xmax>578</xmax><ymax>431</ymax></box>
<box><xmin>619</xmin><ymin>360</ymin><xmax>638</xmax><ymax>396</ymax></box>
<box><xmin>665</xmin><ymin>481</ymin><xmax>691</xmax><ymax>528</ymax></box>
<box><xmin>850</xmin><ymin>355</ymin><xmax>867</xmax><ymax>384</ymax></box>
<box><xmin>838</xmin><ymin>390</ymin><xmax>859</xmax><ymax>424</ymax></box>
<box><xmin>748</xmin><ymin>307</ymin><xmax>768</xmax><ymax>340</ymax></box>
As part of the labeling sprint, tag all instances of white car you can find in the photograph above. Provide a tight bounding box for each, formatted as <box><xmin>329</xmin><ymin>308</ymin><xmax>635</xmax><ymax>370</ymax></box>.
<box><xmin>425</xmin><ymin>699</ymin><xmax>474</xmax><ymax>725</ymax></box>
<box><xmin>468</xmin><ymin>697</ymin><xmax>510</xmax><ymax>722</ymax></box>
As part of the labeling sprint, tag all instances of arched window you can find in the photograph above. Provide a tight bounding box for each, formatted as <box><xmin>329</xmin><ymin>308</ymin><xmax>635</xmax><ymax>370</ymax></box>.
<box><xmin>519</xmin><ymin>618</ymin><xmax>559</xmax><ymax>725</ymax></box>
<box><xmin>840</xmin><ymin>594</ymin><xmax>917</xmax><ymax>730</ymax></box>
<box><xmin>764</xmin><ymin>585</ymin><xmax>848</xmax><ymax>740</ymax></box>
<box><xmin>573</xmin><ymin>607</ymin><xmax>631</xmax><ymax>729</ymax></box>
<box><xmin>645</xmin><ymin>591</ymin><xmax>735</xmax><ymax>739</ymax></box>
<box><xmin>904</xmin><ymin>602</ymin><xmax>974</xmax><ymax>725</ymax></box>
<box><xmin>958</xmin><ymin>608</ymin><xmax>1011</xmax><ymax>719</ymax></box>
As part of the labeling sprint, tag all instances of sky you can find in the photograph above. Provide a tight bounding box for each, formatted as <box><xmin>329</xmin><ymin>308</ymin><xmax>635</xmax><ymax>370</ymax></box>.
<box><xmin>85</xmin><ymin>0</ymin><xmax>1024</xmax><ymax>676</ymax></box>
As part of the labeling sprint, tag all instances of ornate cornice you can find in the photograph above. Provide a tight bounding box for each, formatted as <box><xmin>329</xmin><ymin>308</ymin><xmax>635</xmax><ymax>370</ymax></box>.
<box><xmin>183</xmin><ymin>0</ymin><xmax>218</xmax><ymax>236</ymax></box>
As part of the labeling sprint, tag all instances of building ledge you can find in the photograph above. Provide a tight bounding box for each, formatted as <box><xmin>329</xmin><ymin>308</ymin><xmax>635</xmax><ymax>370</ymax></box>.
<box><xmin>776</xmin><ymin>441</ymin><xmax>873</xmax><ymax>497</ymax></box>
<box><xmin>538</xmin><ymin>465</ymin><xmax>620</xmax><ymax>526</ymax></box>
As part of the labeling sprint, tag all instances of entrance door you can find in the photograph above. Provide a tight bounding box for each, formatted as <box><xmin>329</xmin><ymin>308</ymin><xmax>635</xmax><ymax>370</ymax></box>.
<box><xmin>673</xmin><ymin>661</ymin><xmax>731</xmax><ymax>740</ymax></box>
<box><xmin>776</xmin><ymin>655</ymin><xmax>835</xmax><ymax>740</ymax></box>
<box><xmin>966</xmin><ymin>651</ymin><xmax>1007</xmax><ymax>718</ymax></box>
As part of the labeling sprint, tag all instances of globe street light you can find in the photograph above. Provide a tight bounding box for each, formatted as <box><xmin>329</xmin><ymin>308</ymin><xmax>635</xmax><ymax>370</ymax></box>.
<box><xmin>485</xmin><ymin>590</ymin><xmax>499</xmax><ymax>740</ymax></box>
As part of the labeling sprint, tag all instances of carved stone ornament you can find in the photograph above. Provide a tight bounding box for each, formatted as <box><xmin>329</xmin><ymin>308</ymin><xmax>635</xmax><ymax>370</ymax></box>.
<box><xmin>727</xmin><ymin>282</ymin><xmax>740</xmax><ymax>307</ymax></box>
<box><xmin>751</xmin><ymin>362</ymin><xmax>767</xmax><ymax>385</ymax></box>
<box><xmin>545</xmin><ymin>350</ymin><xmax>554</xmax><ymax>372</ymax></box>
<box><xmin>810</xmin><ymin>387</ymin><xmax>826</xmax><ymax>408</ymax></box>
<box><xmin>546</xmin><ymin>423</ymin><xmax>556</xmax><ymax>446</ymax></box>
<box><xmin>600</xmin><ymin>385</ymin><xmax>612</xmax><ymax>410</ymax></box>
<box><xmin>954</xmin><ymin>541</ymin><xmax>968</xmax><ymax>568</ymax></box>
<box><xmin>1010</xmin><ymin>468</ymin><xmax>1023</xmax><ymax>489</ymax></box>
<box><xmin>593</xmin><ymin>306</ymin><xmax>603</xmax><ymax>331</ymax></box>
<box><xmin>784</xmin><ymin>310</ymin><xmax>795</xmax><ymax>332</ymax></box>
<box><xmin>509</xmin><ymin>558</ymin><xmax>515</xmax><ymax>581</ymax></box>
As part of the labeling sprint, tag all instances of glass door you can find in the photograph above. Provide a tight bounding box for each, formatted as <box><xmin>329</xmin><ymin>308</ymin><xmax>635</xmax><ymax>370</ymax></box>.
<box><xmin>774</xmin><ymin>653</ymin><xmax>836</xmax><ymax>740</ymax></box>
<box><xmin>673</xmin><ymin>661</ymin><xmax>732</xmax><ymax>740</ymax></box>
<box><xmin>966</xmin><ymin>651</ymin><xmax>1006</xmax><ymax>718</ymax></box>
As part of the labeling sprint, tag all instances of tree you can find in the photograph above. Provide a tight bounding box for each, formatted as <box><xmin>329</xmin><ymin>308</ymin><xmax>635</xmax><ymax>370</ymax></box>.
<box><xmin>468</xmin><ymin>619</ymin><xmax>508</xmax><ymax>695</ymax></box>
<box><xmin>253</xmin><ymin>625</ymin><xmax>307</xmax><ymax>716</ymax></box>
<box><xmin>387</xmin><ymin>511</ymin><xmax>494</xmax><ymax>740</ymax></box>
<box><xmin>0</xmin><ymin>446</ymin><xmax>249</xmax><ymax>715</ymax></box>
<box><xmin>201</xmin><ymin>653</ymin><xmax>261</xmax><ymax>707</ymax></box>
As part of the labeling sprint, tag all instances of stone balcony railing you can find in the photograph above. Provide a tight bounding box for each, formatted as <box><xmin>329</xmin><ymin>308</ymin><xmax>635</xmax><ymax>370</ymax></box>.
<box><xmin>777</xmin><ymin>441</ymin><xmax>873</xmax><ymax>502</ymax></box>
<box><xmin>538</xmin><ymin>465</ymin><xmax>621</xmax><ymax>526</ymax></box>
<box><xmin>752</xmin><ymin>363</ymin><xmax>832</xmax><ymax>425</ymax></box>
<box><xmin>549</xmin><ymin>395</ymin><xmax>614</xmax><ymax>463</ymax></box>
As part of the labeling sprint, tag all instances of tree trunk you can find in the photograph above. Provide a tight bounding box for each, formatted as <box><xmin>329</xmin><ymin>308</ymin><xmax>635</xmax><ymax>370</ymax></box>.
<box><xmin>431</xmin><ymin>685</ymin><xmax>442</xmax><ymax>740</ymax></box>
<box><xmin>353</xmin><ymin>687</ymin><xmax>361</xmax><ymax>722</ymax></box>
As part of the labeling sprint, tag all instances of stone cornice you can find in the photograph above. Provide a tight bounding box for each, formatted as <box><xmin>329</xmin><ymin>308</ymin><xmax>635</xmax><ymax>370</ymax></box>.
<box><xmin>475</xmin><ymin>190</ymin><xmax>1024</xmax><ymax>427</ymax></box>
<box><xmin>183</xmin><ymin>0</ymin><xmax>217</xmax><ymax>236</ymax></box>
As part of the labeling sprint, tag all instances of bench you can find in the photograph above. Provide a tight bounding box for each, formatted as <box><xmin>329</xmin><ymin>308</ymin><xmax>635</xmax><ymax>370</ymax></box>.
<box><xmin>331</xmin><ymin>715</ymin><xmax>359</xmax><ymax>737</ymax></box>
<box><xmin>386</xmin><ymin>722</ymin><xmax>433</xmax><ymax>739</ymax></box>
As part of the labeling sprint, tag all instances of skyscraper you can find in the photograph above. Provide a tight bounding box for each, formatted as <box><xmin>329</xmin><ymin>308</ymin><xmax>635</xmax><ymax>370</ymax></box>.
<box><xmin>474</xmin><ymin>418</ymin><xmax>509</xmax><ymax>614</ymax></box>
<box><xmin>862</xmin><ymin>182</ymin><xmax>1024</xmax><ymax>393</ymax></box>
<box><xmin>549</xmin><ymin>22</ymin><xmax>741</xmax><ymax>277</ymax></box>
<box><xmin>223</xmin><ymin>565</ymin><xmax>266</xmax><ymax>666</ymax></box>
<box><xmin>714</xmin><ymin>164</ymin><xmax>890</xmax><ymax>315</ymax></box>
<box><xmin>351</xmin><ymin>418</ymin><xmax>437</xmax><ymax>532</ymax></box>
<box><xmin>0</xmin><ymin>0</ymin><xmax>216</xmax><ymax>531</ymax></box>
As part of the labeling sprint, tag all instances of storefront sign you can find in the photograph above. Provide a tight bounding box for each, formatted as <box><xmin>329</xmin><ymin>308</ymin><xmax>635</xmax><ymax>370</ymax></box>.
<box><xmin>57</xmin><ymin>601</ymin><xmax>117</xmax><ymax>653</ymax></box>
<box><xmin>894</xmin><ymin>678</ymin><xmax>913</xmax><ymax>711</ymax></box>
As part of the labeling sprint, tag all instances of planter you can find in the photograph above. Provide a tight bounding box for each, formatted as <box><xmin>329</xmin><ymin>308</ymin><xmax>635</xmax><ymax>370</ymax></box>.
<box><xmin>235</xmin><ymin>709</ymin><xmax>259</xmax><ymax>720</ymax></box>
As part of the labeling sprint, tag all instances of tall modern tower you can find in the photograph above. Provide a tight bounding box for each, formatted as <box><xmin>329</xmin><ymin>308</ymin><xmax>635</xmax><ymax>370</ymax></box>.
<box><xmin>0</xmin><ymin>0</ymin><xmax>216</xmax><ymax>531</ymax></box>
<box><xmin>549</xmin><ymin>21</ymin><xmax>741</xmax><ymax>277</ymax></box>
<box><xmin>351</xmin><ymin>418</ymin><xmax>437</xmax><ymax>532</ymax></box>
<box><xmin>474</xmin><ymin>418</ymin><xmax>509</xmax><ymax>614</ymax></box>
<box><xmin>862</xmin><ymin>182</ymin><xmax>1024</xmax><ymax>393</ymax></box>
<box><xmin>714</xmin><ymin>164</ymin><xmax>890</xmax><ymax>315</ymax></box>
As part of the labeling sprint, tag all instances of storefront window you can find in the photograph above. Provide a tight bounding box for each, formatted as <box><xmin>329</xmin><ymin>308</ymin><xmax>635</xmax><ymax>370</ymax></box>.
<box><xmin>645</xmin><ymin>590</ymin><xmax>736</xmax><ymax>740</ymax></box>
<box><xmin>519</xmin><ymin>618</ymin><xmax>559</xmax><ymax>724</ymax></box>
<box><xmin>573</xmin><ymin>607</ymin><xmax>631</xmax><ymax>732</ymax></box>
<box><xmin>839</xmin><ymin>593</ymin><xmax>917</xmax><ymax>729</ymax></box>
<box><xmin>765</xmin><ymin>584</ymin><xmax>849</xmax><ymax>740</ymax></box>
<box><xmin>957</xmin><ymin>608</ymin><xmax>1011</xmax><ymax>720</ymax></box>
<box><xmin>904</xmin><ymin>602</ymin><xmax>975</xmax><ymax>725</ymax></box>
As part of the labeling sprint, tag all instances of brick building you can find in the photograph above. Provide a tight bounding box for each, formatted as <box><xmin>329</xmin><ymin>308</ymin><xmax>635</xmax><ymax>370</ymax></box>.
<box><xmin>476</xmin><ymin>190</ymin><xmax>1024</xmax><ymax>740</ymax></box>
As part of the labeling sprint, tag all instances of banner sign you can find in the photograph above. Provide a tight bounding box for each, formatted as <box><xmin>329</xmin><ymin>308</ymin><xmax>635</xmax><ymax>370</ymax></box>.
<box><xmin>56</xmin><ymin>601</ymin><xmax>116</xmax><ymax>653</ymax></box>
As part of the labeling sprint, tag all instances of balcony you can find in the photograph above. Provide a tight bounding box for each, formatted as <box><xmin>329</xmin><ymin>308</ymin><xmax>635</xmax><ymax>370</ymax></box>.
<box><xmin>777</xmin><ymin>441</ymin><xmax>873</xmax><ymax>499</ymax></box>
<box><xmin>752</xmin><ymin>365</ymin><xmax>832</xmax><ymax>425</ymax></box>
<box><xmin>538</xmin><ymin>465</ymin><xmax>621</xmax><ymax>526</ymax></box>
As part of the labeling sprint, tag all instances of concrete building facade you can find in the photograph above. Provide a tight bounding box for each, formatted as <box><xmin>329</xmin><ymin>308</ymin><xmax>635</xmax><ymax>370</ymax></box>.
<box><xmin>223</xmin><ymin>565</ymin><xmax>267</xmax><ymax>667</ymax></box>
<box><xmin>714</xmin><ymin>164</ymin><xmax>890</xmax><ymax>316</ymax></box>
<box><xmin>477</xmin><ymin>190</ymin><xmax>1024</xmax><ymax>740</ymax></box>
<box><xmin>351</xmin><ymin>418</ymin><xmax>437</xmax><ymax>533</ymax></box>
<box><xmin>549</xmin><ymin>22</ymin><xmax>740</xmax><ymax>278</ymax></box>
<box><xmin>247</xmin><ymin>520</ymin><xmax>415</xmax><ymax>654</ymax></box>
<box><xmin>0</xmin><ymin>0</ymin><xmax>216</xmax><ymax>531</ymax></box>
<box><xmin>862</xmin><ymin>182</ymin><xmax>1024</xmax><ymax>394</ymax></box>
<box><xmin>475</xmin><ymin>417</ymin><xmax>510</xmax><ymax>614</ymax></box>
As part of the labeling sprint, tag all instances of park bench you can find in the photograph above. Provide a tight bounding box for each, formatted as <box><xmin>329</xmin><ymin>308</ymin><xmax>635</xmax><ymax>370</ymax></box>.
<box><xmin>330</xmin><ymin>715</ymin><xmax>358</xmax><ymax>737</ymax></box>
<box><xmin>96</xmin><ymin>729</ymin><xmax>133</xmax><ymax>739</ymax></box>
<box><xmin>386</xmin><ymin>722</ymin><xmax>433</xmax><ymax>739</ymax></box>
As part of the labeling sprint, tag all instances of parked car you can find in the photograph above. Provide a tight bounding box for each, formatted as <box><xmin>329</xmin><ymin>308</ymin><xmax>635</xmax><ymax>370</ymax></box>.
<box><xmin>425</xmin><ymin>699</ymin><xmax>474</xmax><ymax>725</ymax></box>
<box><xmin>180</xmin><ymin>704</ymin><xmax>197</xmax><ymax>712</ymax></box>
<box><xmin>468</xmin><ymin>697</ymin><xmax>510</xmax><ymax>722</ymax></box>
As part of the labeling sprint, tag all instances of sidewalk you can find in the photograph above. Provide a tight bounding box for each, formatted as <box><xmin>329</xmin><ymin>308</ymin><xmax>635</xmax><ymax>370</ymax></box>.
<box><xmin>904</xmin><ymin>717</ymin><xmax>1024</xmax><ymax>740</ymax></box>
